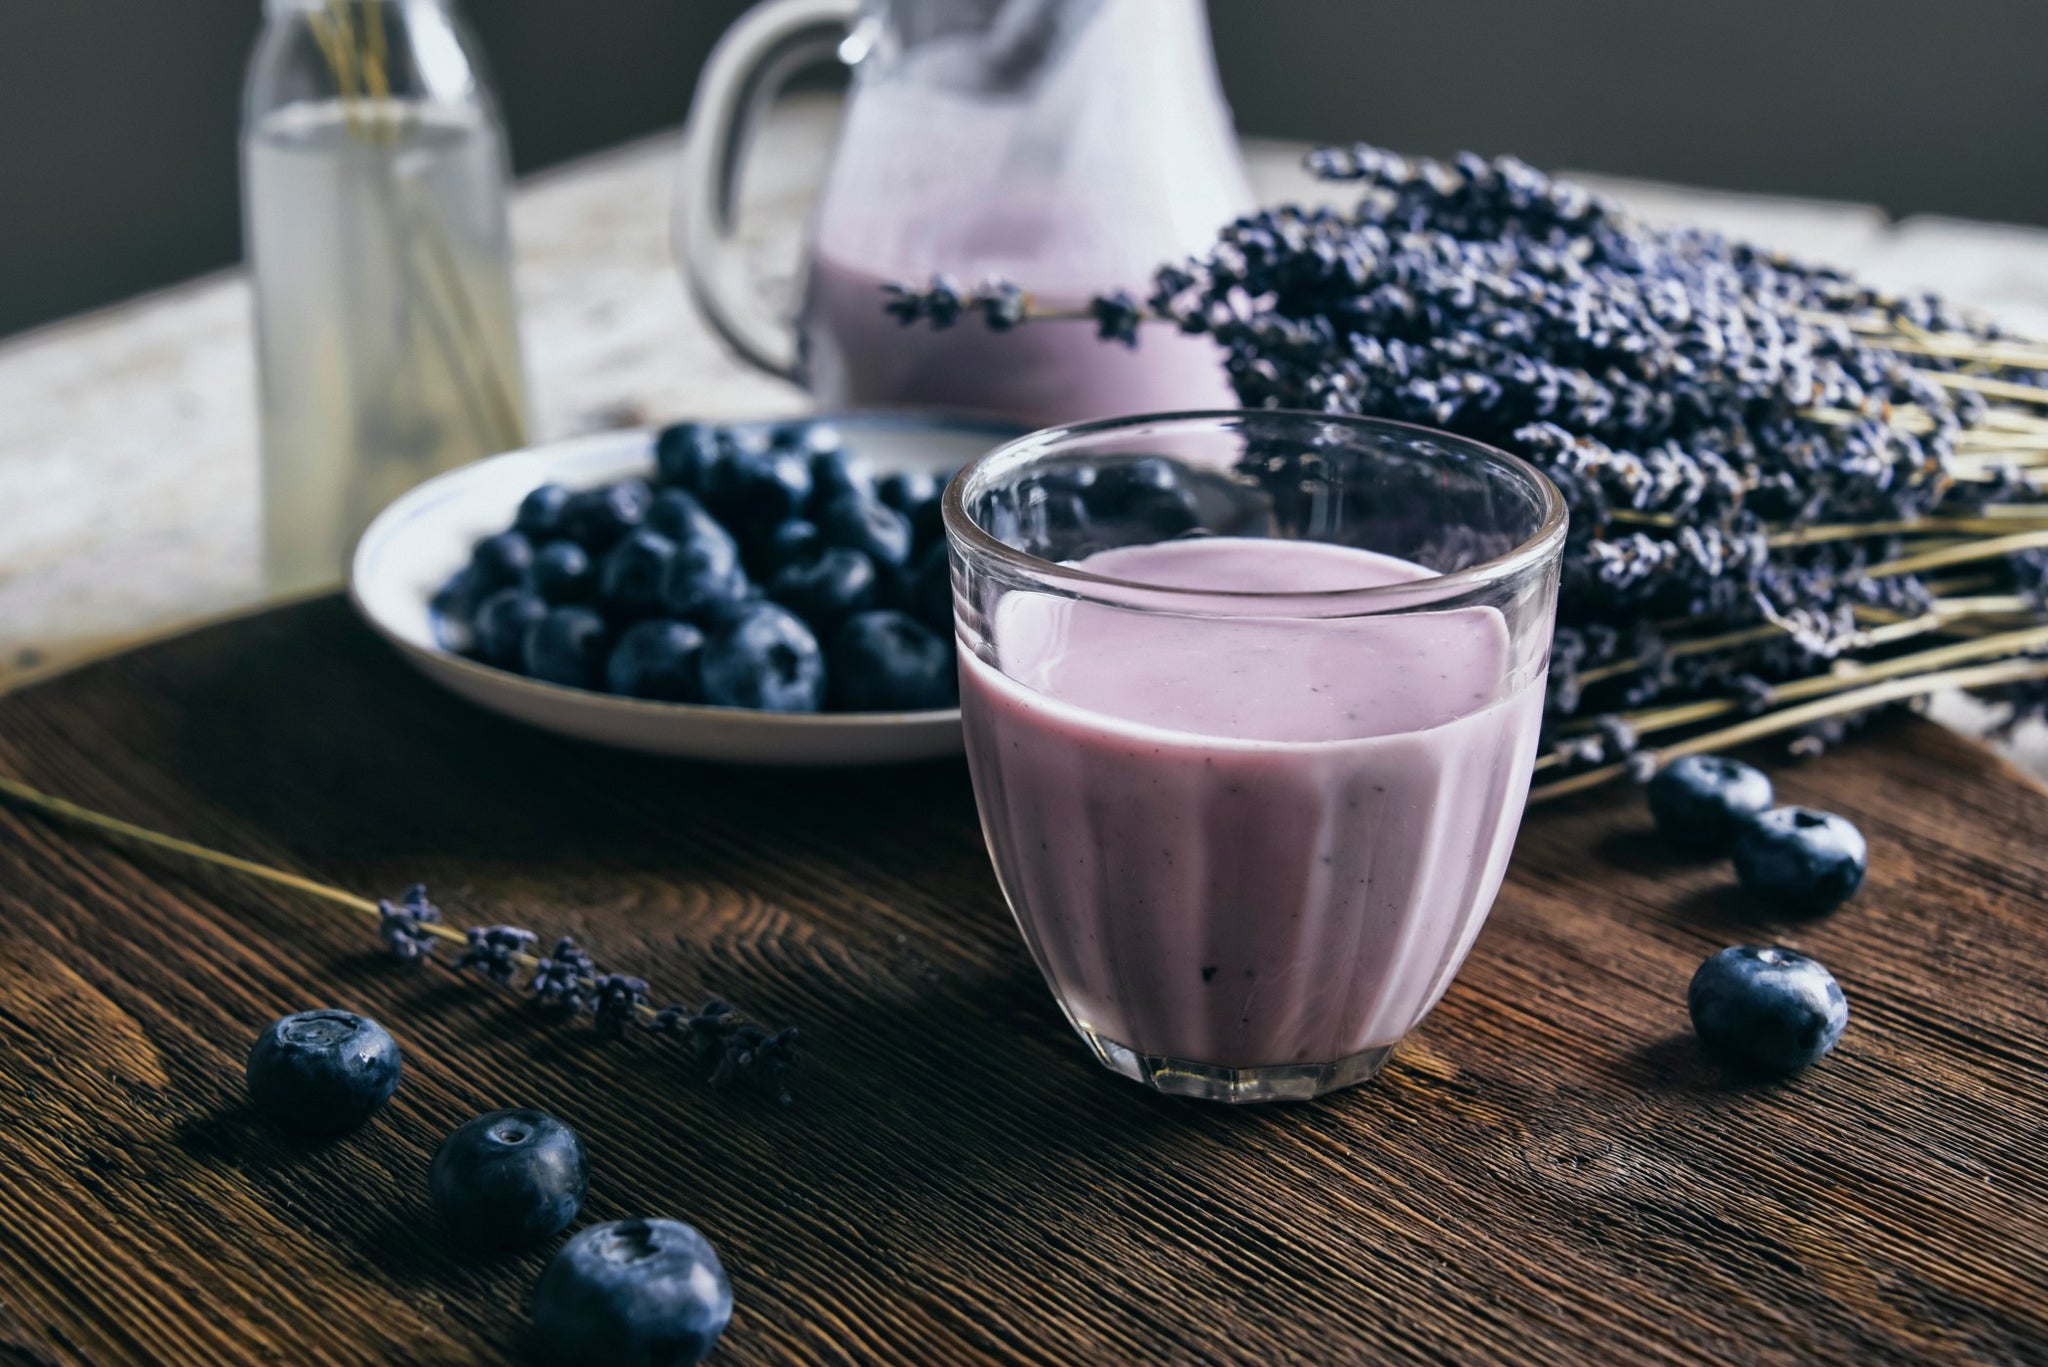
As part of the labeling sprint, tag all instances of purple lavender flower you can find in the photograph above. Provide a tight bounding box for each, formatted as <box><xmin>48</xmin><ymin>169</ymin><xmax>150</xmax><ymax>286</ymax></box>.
<box><xmin>377</xmin><ymin>884</ymin><xmax>441</xmax><ymax>963</ymax></box>
<box><xmin>531</xmin><ymin>937</ymin><xmax>597</xmax><ymax>1011</ymax></box>
<box><xmin>1089</xmin><ymin>290</ymin><xmax>1143</xmax><ymax>347</ymax></box>
<box><xmin>976</xmin><ymin>280</ymin><xmax>1027</xmax><ymax>331</ymax></box>
<box><xmin>590</xmin><ymin>974</ymin><xmax>650</xmax><ymax>1038</ymax></box>
<box><xmin>456</xmin><ymin>925</ymin><xmax>537</xmax><ymax>985</ymax></box>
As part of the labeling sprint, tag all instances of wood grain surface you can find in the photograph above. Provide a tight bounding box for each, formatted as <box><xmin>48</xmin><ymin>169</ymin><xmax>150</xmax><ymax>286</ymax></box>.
<box><xmin>0</xmin><ymin>597</ymin><xmax>2043</xmax><ymax>1365</ymax></box>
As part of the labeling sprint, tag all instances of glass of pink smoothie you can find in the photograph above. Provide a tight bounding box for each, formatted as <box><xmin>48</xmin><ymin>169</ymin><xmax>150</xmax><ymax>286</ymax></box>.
<box><xmin>944</xmin><ymin>411</ymin><xmax>1567</xmax><ymax>1102</ymax></box>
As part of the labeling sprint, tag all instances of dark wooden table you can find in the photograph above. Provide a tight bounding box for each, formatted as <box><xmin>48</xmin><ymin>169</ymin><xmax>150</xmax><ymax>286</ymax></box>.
<box><xmin>0</xmin><ymin>598</ymin><xmax>2043</xmax><ymax>1365</ymax></box>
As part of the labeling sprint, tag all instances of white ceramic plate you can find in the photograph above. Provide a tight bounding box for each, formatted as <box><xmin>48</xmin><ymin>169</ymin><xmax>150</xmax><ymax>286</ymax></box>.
<box><xmin>349</xmin><ymin>415</ymin><xmax>1020</xmax><ymax>765</ymax></box>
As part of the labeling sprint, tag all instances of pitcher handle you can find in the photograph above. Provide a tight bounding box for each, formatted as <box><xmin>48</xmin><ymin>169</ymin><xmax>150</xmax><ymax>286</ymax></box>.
<box><xmin>674</xmin><ymin>0</ymin><xmax>862</xmax><ymax>381</ymax></box>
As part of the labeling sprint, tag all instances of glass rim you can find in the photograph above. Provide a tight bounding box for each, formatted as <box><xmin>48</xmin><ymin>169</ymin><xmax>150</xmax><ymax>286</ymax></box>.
<box><xmin>941</xmin><ymin>408</ymin><xmax>1569</xmax><ymax>607</ymax></box>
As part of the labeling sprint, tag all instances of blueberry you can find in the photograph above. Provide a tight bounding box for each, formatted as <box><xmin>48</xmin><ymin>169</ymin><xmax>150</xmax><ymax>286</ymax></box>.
<box><xmin>659</xmin><ymin>541</ymin><xmax>751</xmax><ymax>624</ymax></box>
<box><xmin>830</xmin><ymin>610</ymin><xmax>957</xmax><ymax>712</ymax></box>
<box><xmin>654</xmin><ymin>423</ymin><xmax>720</xmax><ymax>491</ymax></box>
<box><xmin>907</xmin><ymin>542</ymin><xmax>954</xmax><ymax>636</ymax></box>
<box><xmin>908</xmin><ymin>494</ymin><xmax>947</xmax><ymax>557</ymax></box>
<box><xmin>431</xmin><ymin>567</ymin><xmax>482</xmax><ymax>639</ymax></box>
<box><xmin>768</xmin><ymin>548</ymin><xmax>878</xmax><ymax>636</ymax></box>
<box><xmin>474</xmin><ymin>589</ymin><xmax>548</xmax><ymax>669</ymax></box>
<box><xmin>817</xmin><ymin>493</ymin><xmax>913</xmax><ymax>569</ymax></box>
<box><xmin>1647</xmin><ymin>755</ymin><xmax>1774</xmax><ymax>854</ymax></box>
<box><xmin>1084</xmin><ymin>456</ymin><xmax>1180</xmax><ymax>518</ymax></box>
<box><xmin>785</xmin><ymin>420</ymin><xmax>843</xmax><ymax>458</ymax></box>
<box><xmin>705</xmin><ymin>448</ymin><xmax>812</xmax><ymax>532</ymax></box>
<box><xmin>606</xmin><ymin>619</ymin><xmax>707</xmax><ymax>702</ymax></box>
<box><xmin>1734</xmin><ymin>807</ymin><xmax>1868</xmax><ymax>915</ymax></box>
<box><xmin>1031</xmin><ymin>489</ymin><xmax>1090</xmax><ymax>547</ymax></box>
<box><xmin>563</xmin><ymin>481</ymin><xmax>652</xmax><ymax>551</ymax></box>
<box><xmin>516</xmin><ymin>484</ymin><xmax>573</xmax><ymax>540</ymax></box>
<box><xmin>600</xmin><ymin>529</ymin><xmax>680</xmax><ymax>618</ymax></box>
<box><xmin>1125</xmin><ymin>486</ymin><xmax>1201</xmax><ymax>538</ymax></box>
<box><xmin>532</xmin><ymin>1219</ymin><xmax>732</xmax><ymax>1366</ymax></box>
<box><xmin>875</xmin><ymin>469</ymin><xmax>940</xmax><ymax>514</ymax></box>
<box><xmin>752</xmin><ymin>518</ymin><xmax>821</xmax><ymax>577</ymax></box>
<box><xmin>700</xmin><ymin>603</ymin><xmax>825</xmax><ymax>712</ymax></box>
<box><xmin>524</xmin><ymin>607</ymin><xmax>610</xmax><ymax>689</ymax></box>
<box><xmin>245</xmin><ymin>1010</ymin><xmax>401</xmax><ymax>1134</ymax></box>
<box><xmin>807</xmin><ymin>447</ymin><xmax>872</xmax><ymax>514</ymax></box>
<box><xmin>470</xmin><ymin>531</ymin><xmax>535</xmax><ymax>594</ymax></box>
<box><xmin>429</xmin><ymin>1108</ymin><xmax>587</xmax><ymax>1250</ymax></box>
<box><xmin>1687</xmin><ymin>945</ymin><xmax>1848</xmax><ymax>1075</ymax></box>
<box><xmin>533</xmin><ymin>540</ymin><xmax>595</xmax><ymax>604</ymax></box>
<box><xmin>646</xmin><ymin>490</ymin><xmax>729</xmax><ymax>552</ymax></box>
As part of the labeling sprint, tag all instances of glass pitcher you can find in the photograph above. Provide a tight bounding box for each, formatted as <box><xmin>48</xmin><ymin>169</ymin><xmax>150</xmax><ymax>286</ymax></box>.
<box><xmin>675</xmin><ymin>0</ymin><xmax>1252</xmax><ymax>428</ymax></box>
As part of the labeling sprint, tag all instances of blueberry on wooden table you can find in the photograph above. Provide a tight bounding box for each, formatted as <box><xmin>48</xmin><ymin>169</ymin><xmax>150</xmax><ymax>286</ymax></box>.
<box><xmin>1734</xmin><ymin>807</ymin><xmax>1867</xmax><ymax>915</ymax></box>
<box><xmin>699</xmin><ymin>603</ymin><xmax>826</xmax><ymax>712</ymax></box>
<box><xmin>245</xmin><ymin>1010</ymin><xmax>401</xmax><ymax>1135</ymax></box>
<box><xmin>768</xmin><ymin>547</ymin><xmax>879</xmax><ymax>636</ymax></box>
<box><xmin>429</xmin><ymin>1108</ymin><xmax>588</xmax><ymax>1250</ymax></box>
<box><xmin>533</xmin><ymin>1219</ymin><xmax>732</xmax><ymax>1367</ymax></box>
<box><xmin>1688</xmin><ymin>946</ymin><xmax>1848</xmax><ymax>1075</ymax></box>
<box><xmin>1646</xmin><ymin>754</ymin><xmax>1774</xmax><ymax>854</ymax></box>
<box><xmin>606</xmin><ymin>619</ymin><xmax>708</xmax><ymax>702</ymax></box>
<box><xmin>524</xmin><ymin>607</ymin><xmax>611</xmax><ymax>690</ymax></box>
<box><xmin>830</xmin><ymin>610</ymin><xmax>957</xmax><ymax>712</ymax></box>
<box><xmin>473</xmin><ymin>589</ymin><xmax>548</xmax><ymax>670</ymax></box>
<box><xmin>532</xmin><ymin>540</ymin><xmax>595</xmax><ymax>604</ymax></box>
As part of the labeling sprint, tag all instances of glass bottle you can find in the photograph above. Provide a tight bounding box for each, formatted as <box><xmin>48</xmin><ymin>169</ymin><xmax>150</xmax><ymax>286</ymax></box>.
<box><xmin>243</xmin><ymin>0</ymin><xmax>527</xmax><ymax>596</ymax></box>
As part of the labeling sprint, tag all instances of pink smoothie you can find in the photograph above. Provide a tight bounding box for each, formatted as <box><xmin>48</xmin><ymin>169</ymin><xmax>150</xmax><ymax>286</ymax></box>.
<box><xmin>799</xmin><ymin>255</ymin><xmax>1237</xmax><ymax>429</ymax></box>
<box><xmin>960</xmin><ymin>537</ymin><xmax>1545</xmax><ymax>1071</ymax></box>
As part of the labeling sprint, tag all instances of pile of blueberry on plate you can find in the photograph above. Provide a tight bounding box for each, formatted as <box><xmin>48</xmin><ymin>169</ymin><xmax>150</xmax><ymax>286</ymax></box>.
<box><xmin>351</xmin><ymin>414</ymin><xmax>1020</xmax><ymax>766</ymax></box>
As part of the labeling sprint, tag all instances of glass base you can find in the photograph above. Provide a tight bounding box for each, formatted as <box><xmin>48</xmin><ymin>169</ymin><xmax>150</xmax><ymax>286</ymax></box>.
<box><xmin>1079</xmin><ymin>1030</ymin><xmax>1395</xmax><ymax>1103</ymax></box>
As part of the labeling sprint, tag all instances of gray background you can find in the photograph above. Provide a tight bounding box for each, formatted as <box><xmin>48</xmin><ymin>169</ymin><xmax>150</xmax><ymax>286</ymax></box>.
<box><xmin>2</xmin><ymin>0</ymin><xmax>2044</xmax><ymax>339</ymax></box>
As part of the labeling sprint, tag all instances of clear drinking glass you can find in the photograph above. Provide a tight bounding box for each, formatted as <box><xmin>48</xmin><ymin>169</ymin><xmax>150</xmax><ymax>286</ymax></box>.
<box><xmin>244</xmin><ymin>0</ymin><xmax>528</xmax><ymax>596</ymax></box>
<box><xmin>945</xmin><ymin>411</ymin><xmax>1567</xmax><ymax>1102</ymax></box>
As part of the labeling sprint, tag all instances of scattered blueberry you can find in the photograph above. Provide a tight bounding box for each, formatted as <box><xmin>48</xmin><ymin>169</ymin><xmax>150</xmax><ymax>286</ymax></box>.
<box><xmin>1687</xmin><ymin>945</ymin><xmax>1848</xmax><ymax>1075</ymax></box>
<box><xmin>516</xmin><ymin>484</ymin><xmax>574</xmax><ymax>540</ymax></box>
<box><xmin>429</xmin><ymin>1108</ymin><xmax>588</xmax><ymax>1250</ymax></box>
<box><xmin>245</xmin><ymin>1010</ymin><xmax>402</xmax><ymax>1135</ymax></box>
<box><xmin>470</xmin><ymin>531</ymin><xmax>535</xmax><ymax>593</ymax></box>
<box><xmin>875</xmin><ymin>470</ymin><xmax>939</xmax><ymax>514</ymax></box>
<box><xmin>700</xmin><ymin>603</ymin><xmax>826</xmax><ymax>712</ymax></box>
<box><xmin>768</xmin><ymin>547</ymin><xmax>878</xmax><ymax>636</ymax></box>
<box><xmin>533</xmin><ymin>540</ymin><xmax>595</xmax><ymax>604</ymax></box>
<box><xmin>563</xmin><ymin>480</ymin><xmax>652</xmax><ymax>550</ymax></box>
<box><xmin>818</xmin><ymin>493</ymin><xmax>913</xmax><ymax>569</ymax></box>
<box><xmin>1647</xmin><ymin>754</ymin><xmax>1774</xmax><ymax>854</ymax></box>
<box><xmin>532</xmin><ymin>1219</ymin><xmax>732</xmax><ymax>1367</ymax></box>
<box><xmin>600</xmin><ymin>529</ymin><xmax>680</xmax><ymax>618</ymax></box>
<box><xmin>606</xmin><ymin>619</ymin><xmax>707</xmax><ymax>702</ymax></box>
<box><xmin>524</xmin><ymin>607</ymin><xmax>611</xmax><ymax>689</ymax></box>
<box><xmin>831</xmin><ymin>610</ymin><xmax>957</xmax><ymax>711</ymax></box>
<box><xmin>907</xmin><ymin>543</ymin><xmax>954</xmax><ymax>636</ymax></box>
<box><xmin>654</xmin><ymin>423</ymin><xmax>721</xmax><ymax>491</ymax></box>
<box><xmin>1734</xmin><ymin>807</ymin><xmax>1868</xmax><ymax>915</ymax></box>
<box><xmin>660</xmin><ymin>539</ymin><xmax>751</xmax><ymax>623</ymax></box>
<box><xmin>474</xmin><ymin>589</ymin><xmax>549</xmax><ymax>669</ymax></box>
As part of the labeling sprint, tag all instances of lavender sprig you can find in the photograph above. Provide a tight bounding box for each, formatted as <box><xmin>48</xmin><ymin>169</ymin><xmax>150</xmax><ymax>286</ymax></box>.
<box><xmin>377</xmin><ymin>883</ymin><xmax>440</xmax><ymax>961</ymax></box>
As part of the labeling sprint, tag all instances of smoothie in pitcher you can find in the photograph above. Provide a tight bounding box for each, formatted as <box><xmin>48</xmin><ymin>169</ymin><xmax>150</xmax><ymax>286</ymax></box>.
<box><xmin>959</xmin><ymin>537</ymin><xmax>1545</xmax><ymax>1081</ymax></box>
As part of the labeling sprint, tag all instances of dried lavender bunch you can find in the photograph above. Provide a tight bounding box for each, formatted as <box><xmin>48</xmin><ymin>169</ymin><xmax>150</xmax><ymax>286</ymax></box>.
<box><xmin>883</xmin><ymin>144</ymin><xmax>2048</xmax><ymax>771</ymax></box>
